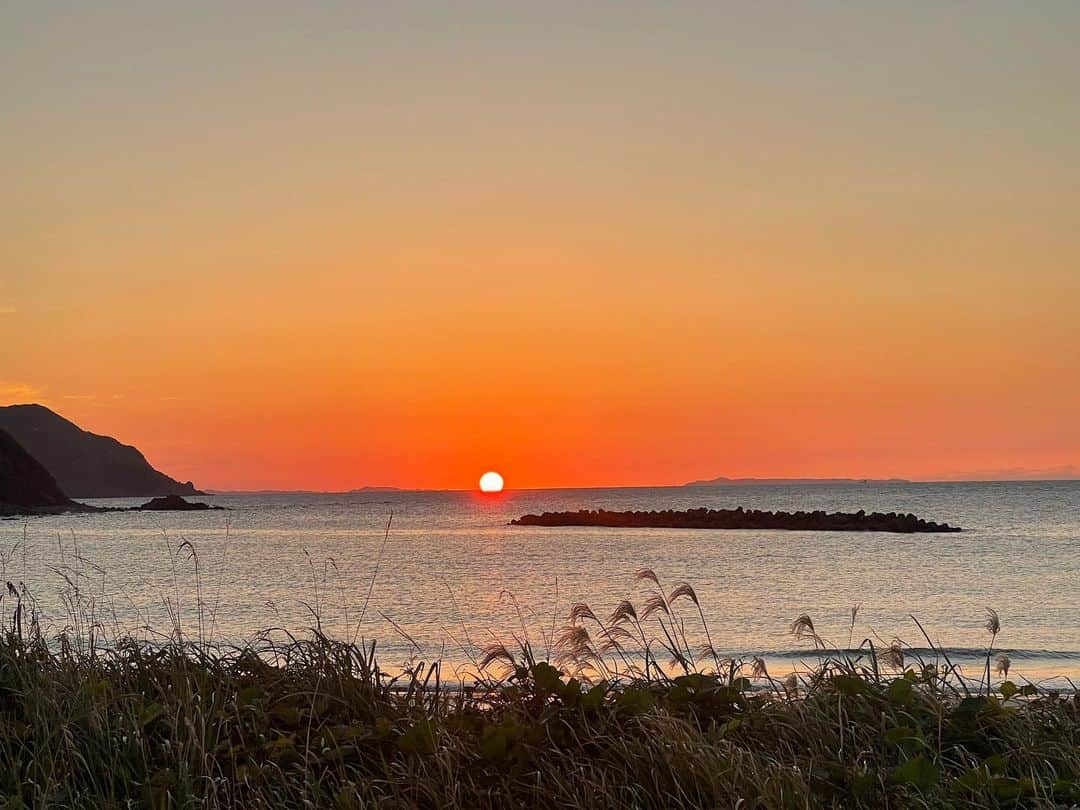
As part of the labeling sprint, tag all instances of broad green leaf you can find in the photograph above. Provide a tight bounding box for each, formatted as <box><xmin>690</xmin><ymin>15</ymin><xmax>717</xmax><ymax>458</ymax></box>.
<box><xmin>581</xmin><ymin>683</ymin><xmax>608</xmax><ymax>711</ymax></box>
<box><xmin>884</xmin><ymin>725</ymin><xmax>924</xmax><ymax>753</ymax></box>
<box><xmin>832</xmin><ymin>674</ymin><xmax>867</xmax><ymax>696</ymax></box>
<box><xmin>398</xmin><ymin>719</ymin><xmax>436</xmax><ymax>756</ymax></box>
<box><xmin>530</xmin><ymin>662</ymin><xmax>563</xmax><ymax>693</ymax></box>
<box><xmin>889</xmin><ymin>755</ymin><xmax>939</xmax><ymax>791</ymax></box>
<box><xmin>888</xmin><ymin>678</ymin><xmax>913</xmax><ymax>703</ymax></box>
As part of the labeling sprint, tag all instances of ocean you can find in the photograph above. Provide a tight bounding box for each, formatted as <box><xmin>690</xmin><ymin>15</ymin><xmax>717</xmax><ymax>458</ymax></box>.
<box><xmin>3</xmin><ymin>481</ymin><xmax>1078</xmax><ymax>686</ymax></box>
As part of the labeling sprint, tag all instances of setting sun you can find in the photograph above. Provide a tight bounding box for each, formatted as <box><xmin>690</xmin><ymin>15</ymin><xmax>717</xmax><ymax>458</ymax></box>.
<box><xmin>478</xmin><ymin>471</ymin><xmax>504</xmax><ymax>493</ymax></box>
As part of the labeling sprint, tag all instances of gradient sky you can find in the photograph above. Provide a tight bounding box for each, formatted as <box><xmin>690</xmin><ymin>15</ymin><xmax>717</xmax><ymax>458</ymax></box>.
<box><xmin>3</xmin><ymin>2</ymin><xmax>1079</xmax><ymax>490</ymax></box>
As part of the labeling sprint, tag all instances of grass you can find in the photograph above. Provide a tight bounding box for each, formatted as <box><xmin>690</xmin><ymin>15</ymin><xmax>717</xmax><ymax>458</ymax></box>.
<box><xmin>0</xmin><ymin>555</ymin><xmax>1078</xmax><ymax>808</ymax></box>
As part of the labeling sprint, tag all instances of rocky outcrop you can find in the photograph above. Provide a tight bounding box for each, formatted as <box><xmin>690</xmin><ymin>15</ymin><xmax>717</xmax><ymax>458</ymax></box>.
<box><xmin>0</xmin><ymin>404</ymin><xmax>202</xmax><ymax>498</ymax></box>
<box><xmin>137</xmin><ymin>495</ymin><xmax>222</xmax><ymax>511</ymax></box>
<box><xmin>511</xmin><ymin>507</ymin><xmax>960</xmax><ymax>533</ymax></box>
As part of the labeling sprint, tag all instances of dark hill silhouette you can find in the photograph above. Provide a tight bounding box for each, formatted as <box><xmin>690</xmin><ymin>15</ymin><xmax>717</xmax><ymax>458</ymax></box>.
<box><xmin>0</xmin><ymin>428</ymin><xmax>80</xmax><ymax>515</ymax></box>
<box><xmin>0</xmin><ymin>404</ymin><xmax>202</xmax><ymax>499</ymax></box>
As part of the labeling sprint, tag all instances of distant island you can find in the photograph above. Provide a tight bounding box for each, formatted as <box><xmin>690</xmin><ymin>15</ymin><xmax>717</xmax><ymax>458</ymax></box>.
<box><xmin>511</xmin><ymin>507</ymin><xmax>960</xmax><ymax>533</ymax></box>
<box><xmin>0</xmin><ymin>404</ymin><xmax>202</xmax><ymax>498</ymax></box>
<box><xmin>684</xmin><ymin>476</ymin><xmax>910</xmax><ymax>487</ymax></box>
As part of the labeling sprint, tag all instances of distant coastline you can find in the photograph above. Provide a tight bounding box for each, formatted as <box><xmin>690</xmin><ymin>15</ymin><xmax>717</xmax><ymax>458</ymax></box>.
<box><xmin>207</xmin><ymin>486</ymin><xmax>406</xmax><ymax>495</ymax></box>
<box><xmin>683</xmin><ymin>476</ymin><xmax>911</xmax><ymax>487</ymax></box>
<box><xmin>207</xmin><ymin>479</ymin><xmax>1078</xmax><ymax>496</ymax></box>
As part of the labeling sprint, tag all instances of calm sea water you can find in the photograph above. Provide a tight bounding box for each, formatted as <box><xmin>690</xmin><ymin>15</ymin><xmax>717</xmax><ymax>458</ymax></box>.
<box><xmin>2</xmin><ymin>482</ymin><xmax>1078</xmax><ymax>685</ymax></box>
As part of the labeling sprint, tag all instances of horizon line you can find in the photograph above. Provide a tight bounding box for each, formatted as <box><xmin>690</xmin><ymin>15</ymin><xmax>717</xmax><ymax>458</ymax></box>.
<box><xmin>204</xmin><ymin>477</ymin><xmax>1080</xmax><ymax>495</ymax></box>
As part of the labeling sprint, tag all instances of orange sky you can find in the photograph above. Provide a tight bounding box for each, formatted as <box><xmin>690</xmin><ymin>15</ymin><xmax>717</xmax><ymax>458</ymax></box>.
<box><xmin>3</xmin><ymin>4</ymin><xmax>1079</xmax><ymax>490</ymax></box>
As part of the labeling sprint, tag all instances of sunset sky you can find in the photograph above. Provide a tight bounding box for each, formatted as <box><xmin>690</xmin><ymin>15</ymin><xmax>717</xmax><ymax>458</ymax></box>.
<box><xmin>3</xmin><ymin>2</ymin><xmax>1079</xmax><ymax>491</ymax></box>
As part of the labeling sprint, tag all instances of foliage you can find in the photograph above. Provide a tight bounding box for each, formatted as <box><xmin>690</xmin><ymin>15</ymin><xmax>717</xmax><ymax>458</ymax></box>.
<box><xmin>0</xmin><ymin>575</ymin><xmax>1077</xmax><ymax>808</ymax></box>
